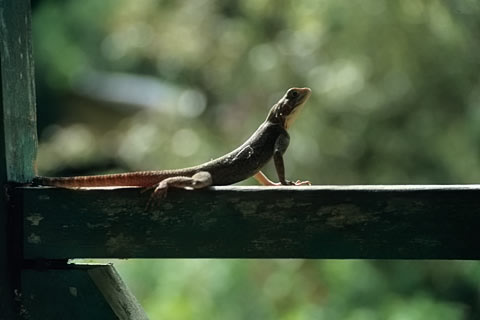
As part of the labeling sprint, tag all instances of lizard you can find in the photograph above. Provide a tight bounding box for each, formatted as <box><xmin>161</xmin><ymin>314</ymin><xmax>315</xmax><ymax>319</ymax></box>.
<box><xmin>33</xmin><ymin>87</ymin><xmax>312</xmax><ymax>200</ymax></box>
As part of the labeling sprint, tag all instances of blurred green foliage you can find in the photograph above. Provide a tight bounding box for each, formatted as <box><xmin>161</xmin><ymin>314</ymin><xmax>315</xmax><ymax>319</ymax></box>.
<box><xmin>114</xmin><ymin>259</ymin><xmax>478</xmax><ymax>320</ymax></box>
<box><xmin>33</xmin><ymin>0</ymin><xmax>480</xmax><ymax>319</ymax></box>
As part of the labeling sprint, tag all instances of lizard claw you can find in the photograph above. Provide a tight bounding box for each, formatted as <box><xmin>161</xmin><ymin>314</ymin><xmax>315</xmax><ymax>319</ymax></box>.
<box><xmin>293</xmin><ymin>179</ymin><xmax>311</xmax><ymax>186</ymax></box>
<box><xmin>141</xmin><ymin>185</ymin><xmax>155</xmax><ymax>194</ymax></box>
<box><xmin>144</xmin><ymin>184</ymin><xmax>168</xmax><ymax>210</ymax></box>
<box><xmin>284</xmin><ymin>179</ymin><xmax>311</xmax><ymax>186</ymax></box>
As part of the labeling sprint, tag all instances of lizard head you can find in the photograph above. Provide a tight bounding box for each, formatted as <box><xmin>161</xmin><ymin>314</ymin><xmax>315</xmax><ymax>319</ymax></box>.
<box><xmin>267</xmin><ymin>87</ymin><xmax>312</xmax><ymax>129</ymax></box>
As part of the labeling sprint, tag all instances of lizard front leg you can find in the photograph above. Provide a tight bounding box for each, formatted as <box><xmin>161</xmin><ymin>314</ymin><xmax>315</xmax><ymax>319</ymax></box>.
<box><xmin>253</xmin><ymin>133</ymin><xmax>310</xmax><ymax>186</ymax></box>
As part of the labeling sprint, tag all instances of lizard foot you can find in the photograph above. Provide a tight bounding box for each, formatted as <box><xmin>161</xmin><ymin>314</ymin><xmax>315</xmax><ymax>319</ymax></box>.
<box><xmin>279</xmin><ymin>179</ymin><xmax>312</xmax><ymax>186</ymax></box>
<box><xmin>291</xmin><ymin>179</ymin><xmax>311</xmax><ymax>186</ymax></box>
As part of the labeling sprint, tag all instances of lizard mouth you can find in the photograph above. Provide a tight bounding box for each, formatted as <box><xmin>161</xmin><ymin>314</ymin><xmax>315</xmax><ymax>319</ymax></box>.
<box><xmin>284</xmin><ymin>87</ymin><xmax>311</xmax><ymax>129</ymax></box>
<box><xmin>291</xmin><ymin>87</ymin><xmax>312</xmax><ymax>105</ymax></box>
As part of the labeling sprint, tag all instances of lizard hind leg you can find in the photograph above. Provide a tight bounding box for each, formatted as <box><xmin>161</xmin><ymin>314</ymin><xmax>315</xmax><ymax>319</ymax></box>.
<box><xmin>147</xmin><ymin>171</ymin><xmax>213</xmax><ymax>207</ymax></box>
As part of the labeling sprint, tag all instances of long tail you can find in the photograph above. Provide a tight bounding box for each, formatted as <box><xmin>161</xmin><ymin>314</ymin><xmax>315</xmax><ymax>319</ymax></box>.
<box><xmin>33</xmin><ymin>170</ymin><xmax>184</xmax><ymax>188</ymax></box>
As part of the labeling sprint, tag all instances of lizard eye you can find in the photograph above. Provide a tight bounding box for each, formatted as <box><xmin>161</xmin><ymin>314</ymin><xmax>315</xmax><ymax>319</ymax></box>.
<box><xmin>288</xmin><ymin>90</ymin><xmax>299</xmax><ymax>99</ymax></box>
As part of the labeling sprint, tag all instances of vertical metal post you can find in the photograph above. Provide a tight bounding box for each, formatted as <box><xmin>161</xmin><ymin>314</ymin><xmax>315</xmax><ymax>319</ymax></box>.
<box><xmin>1</xmin><ymin>0</ymin><xmax>37</xmax><ymax>318</ymax></box>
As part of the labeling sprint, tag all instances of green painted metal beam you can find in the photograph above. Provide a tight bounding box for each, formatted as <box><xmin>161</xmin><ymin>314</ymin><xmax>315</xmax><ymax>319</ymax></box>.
<box><xmin>0</xmin><ymin>0</ymin><xmax>37</xmax><ymax>183</ymax></box>
<box><xmin>21</xmin><ymin>185</ymin><xmax>480</xmax><ymax>260</ymax></box>
<box><xmin>21</xmin><ymin>263</ymin><xmax>148</xmax><ymax>320</ymax></box>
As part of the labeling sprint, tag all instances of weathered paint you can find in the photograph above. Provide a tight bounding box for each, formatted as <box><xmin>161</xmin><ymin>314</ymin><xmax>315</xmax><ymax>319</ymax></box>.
<box><xmin>26</xmin><ymin>213</ymin><xmax>43</xmax><ymax>226</ymax></box>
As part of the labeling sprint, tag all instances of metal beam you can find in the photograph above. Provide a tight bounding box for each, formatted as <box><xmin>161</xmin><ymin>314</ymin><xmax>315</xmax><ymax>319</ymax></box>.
<box><xmin>22</xmin><ymin>185</ymin><xmax>480</xmax><ymax>259</ymax></box>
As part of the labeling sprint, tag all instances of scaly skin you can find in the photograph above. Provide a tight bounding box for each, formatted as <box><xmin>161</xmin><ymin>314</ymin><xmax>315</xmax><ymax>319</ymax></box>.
<box><xmin>34</xmin><ymin>87</ymin><xmax>312</xmax><ymax>198</ymax></box>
